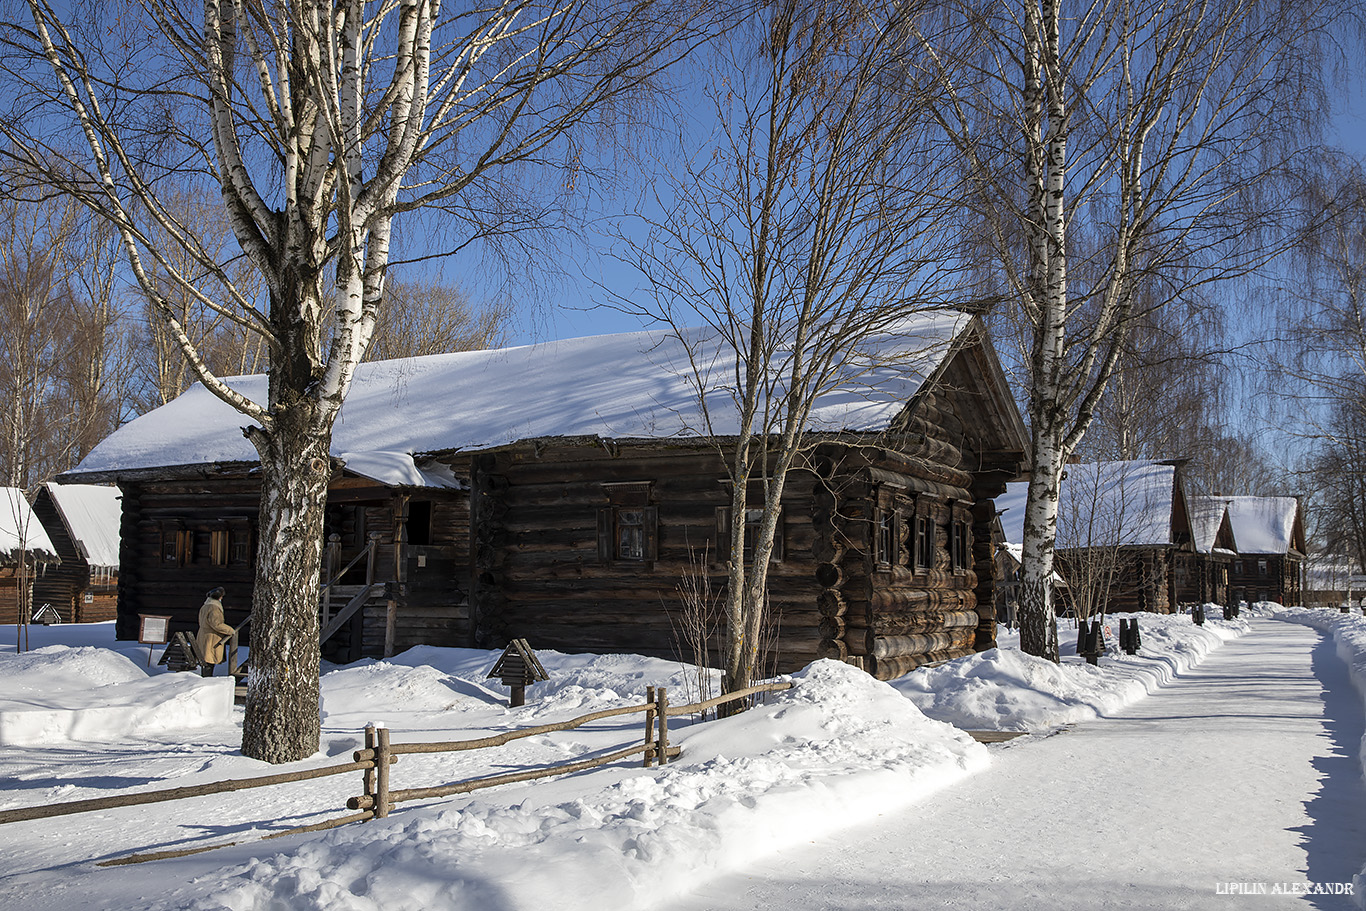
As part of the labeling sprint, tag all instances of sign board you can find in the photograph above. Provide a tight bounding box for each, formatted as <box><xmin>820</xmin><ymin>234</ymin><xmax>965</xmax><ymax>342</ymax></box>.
<box><xmin>138</xmin><ymin>614</ymin><xmax>173</xmax><ymax>645</ymax></box>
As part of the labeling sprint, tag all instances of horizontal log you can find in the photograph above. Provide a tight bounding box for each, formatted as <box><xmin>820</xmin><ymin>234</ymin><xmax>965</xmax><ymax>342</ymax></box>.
<box><xmin>871</xmin><ymin>632</ymin><xmax>959</xmax><ymax>659</ymax></box>
<box><xmin>845</xmin><ymin>607</ymin><xmax>978</xmax><ymax>637</ymax></box>
<box><xmin>817</xmin><ymin>638</ymin><xmax>849</xmax><ymax>660</ymax></box>
<box><xmin>815</xmin><ymin>562</ymin><xmax>843</xmax><ymax>589</ymax></box>
<box><xmin>870</xmin><ymin>644</ymin><xmax>975</xmax><ymax>681</ymax></box>
<box><xmin>843</xmin><ymin>568</ymin><xmax>977</xmax><ymax>596</ymax></box>
<box><xmin>816</xmin><ymin>590</ymin><xmax>846</xmax><ymax>618</ymax></box>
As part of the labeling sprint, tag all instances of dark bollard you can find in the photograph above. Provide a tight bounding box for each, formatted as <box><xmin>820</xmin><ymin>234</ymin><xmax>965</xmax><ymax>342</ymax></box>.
<box><xmin>1119</xmin><ymin>618</ymin><xmax>1140</xmax><ymax>655</ymax></box>
<box><xmin>1232</xmin><ymin>603</ymin><xmax>1240</xmax><ymax>618</ymax></box>
<box><xmin>1081</xmin><ymin>619</ymin><xmax>1104</xmax><ymax>666</ymax></box>
<box><xmin>1222</xmin><ymin>603</ymin><xmax>1233</xmax><ymax>621</ymax></box>
<box><xmin>1193</xmin><ymin>605</ymin><xmax>1205</xmax><ymax>626</ymax></box>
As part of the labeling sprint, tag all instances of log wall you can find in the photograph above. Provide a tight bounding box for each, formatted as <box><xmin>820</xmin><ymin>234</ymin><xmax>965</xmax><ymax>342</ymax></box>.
<box><xmin>469</xmin><ymin>444</ymin><xmax>826</xmax><ymax>673</ymax></box>
<box><xmin>114</xmin><ymin>474</ymin><xmax>472</xmax><ymax>654</ymax></box>
<box><xmin>811</xmin><ymin>444</ymin><xmax>981</xmax><ymax>681</ymax></box>
<box><xmin>1228</xmin><ymin>554</ymin><xmax>1302</xmax><ymax>605</ymax></box>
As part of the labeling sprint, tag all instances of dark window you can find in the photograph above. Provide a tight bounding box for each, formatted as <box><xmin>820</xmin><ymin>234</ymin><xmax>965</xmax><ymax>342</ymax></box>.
<box><xmin>951</xmin><ymin>519</ymin><xmax>971</xmax><ymax>573</ymax></box>
<box><xmin>716</xmin><ymin>506</ymin><xmax>783</xmax><ymax>564</ymax></box>
<box><xmin>1234</xmin><ymin>560</ymin><xmax>1244</xmax><ymax>574</ymax></box>
<box><xmin>229</xmin><ymin>522</ymin><xmax>253</xmax><ymax>565</ymax></box>
<box><xmin>161</xmin><ymin>526</ymin><xmax>191</xmax><ymax>566</ymax></box>
<box><xmin>875</xmin><ymin>508</ymin><xmax>898</xmax><ymax>568</ymax></box>
<box><xmin>1257</xmin><ymin>559</ymin><xmax>1268</xmax><ymax>576</ymax></box>
<box><xmin>914</xmin><ymin>514</ymin><xmax>933</xmax><ymax>571</ymax></box>
<box><xmin>598</xmin><ymin>506</ymin><xmax>658</xmax><ymax>563</ymax></box>
<box><xmin>408</xmin><ymin>501</ymin><xmax>433</xmax><ymax>546</ymax></box>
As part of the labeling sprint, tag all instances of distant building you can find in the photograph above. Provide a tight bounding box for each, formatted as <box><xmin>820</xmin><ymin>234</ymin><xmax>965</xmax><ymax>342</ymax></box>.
<box><xmin>1175</xmin><ymin>496</ymin><xmax>1238</xmax><ymax>607</ymax></box>
<box><xmin>998</xmin><ymin>460</ymin><xmax>1195</xmax><ymax>616</ymax></box>
<box><xmin>30</xmin><ymin>483</ymin><xmax>122</xmax><ymax>623</ymax></box>
<box><xmin>0</xmin><ymin>487</ymin><xmax>60</xmax><ymax>625</ymax></box>
<box><xmin>1224</xmin><ymin>497</ymin><xmax>1306</xmax><ymax>606</ymax></box>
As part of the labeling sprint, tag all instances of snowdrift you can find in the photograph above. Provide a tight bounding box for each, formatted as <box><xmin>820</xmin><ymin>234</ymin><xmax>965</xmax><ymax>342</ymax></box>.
<box><xmin>0</xmin><ymin>645</ymin><xmax>235</xmax><ymax>745</ymax></box>
<box><xmin>187</xmin><ymin>660</ymin><xmax>986</xmax><ymax>911</ymax></box>
<box><xmin>894</xmin><ymin>608</ymin><xmax>1258</xmax><ymax>731</ymax></box>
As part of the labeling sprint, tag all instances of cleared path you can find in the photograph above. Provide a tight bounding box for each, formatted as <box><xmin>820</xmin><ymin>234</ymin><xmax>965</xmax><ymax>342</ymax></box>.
<box><xmin>665</xmin><ymin>620</ymin><xmax>1366</xmax><ymax>910</ymax></box>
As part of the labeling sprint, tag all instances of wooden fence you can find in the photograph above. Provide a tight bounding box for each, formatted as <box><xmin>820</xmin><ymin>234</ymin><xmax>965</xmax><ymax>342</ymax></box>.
<box><xmin>0</xmin><ymin>680</ymin><xmax>793</xmax><ymax>866</ymax></box>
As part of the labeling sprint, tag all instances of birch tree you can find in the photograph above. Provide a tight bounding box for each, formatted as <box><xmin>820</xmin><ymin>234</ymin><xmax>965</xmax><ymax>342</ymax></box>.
<box><xmin>0</xmin><ymin>0</ymin><xmax>702</xmax><ymax>762</ymax></box>
<box><xmin>619</xmin><ymin>0</ymin><xmax>962</xmax><ymax>698</ymax></box>
<box><xmin>913</xmin><ymin>0</ymin><xmax>1338</xmax><ymax>660</ymax></box>
<box><xmin>0</xmin><ymin>183</ymin><xmax>122</xmax><ymax>490</ymax></box>
<box><xmin>1277</xmin><ymin>161</ymin><xmax>1366</xmax><ymax>572</ymax></box>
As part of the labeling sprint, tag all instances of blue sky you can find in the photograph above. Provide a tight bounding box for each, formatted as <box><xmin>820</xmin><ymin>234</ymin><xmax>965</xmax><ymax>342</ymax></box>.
<box><xmin>493</xmin><ymin>58</ymin><xmax>1366</xmax><ymax>349</ymax></box>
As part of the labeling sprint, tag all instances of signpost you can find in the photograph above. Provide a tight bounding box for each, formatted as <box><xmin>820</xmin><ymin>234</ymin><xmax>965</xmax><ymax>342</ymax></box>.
<box><xmin>138</xmin><ymin>614</ymin><xmax>172</xmax><ymax>667</ymax></box>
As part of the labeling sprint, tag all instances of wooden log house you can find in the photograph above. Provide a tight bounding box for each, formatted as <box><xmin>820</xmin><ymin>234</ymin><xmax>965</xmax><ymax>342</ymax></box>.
<box><xmin>64</xmin><ymin>313</ymin><xmax>1027</xmax><ymax>680</ymax></box>
<box><xmin>29</xmin><ymin>483</ymin><xmax>122</xmax><ymax>623</ymax></box>
<box><xmin>1174</xmin><ymin>496</ymin><xmax>1237</xmax><ymax>607</ymax></box>
<box><xmin>0</xmin><ymin>487</ymin><xmax>60</xmax><ymax>625</ymax></box>
<box><xmin>998</xmin><ymin>460</ymin><xmax>1197</xmax><ymax>616</ymax></box>
<box><xmin>1224</xmin><ymin>496</ymin><xmax>1306</xmax><ymax>606</ymax></box>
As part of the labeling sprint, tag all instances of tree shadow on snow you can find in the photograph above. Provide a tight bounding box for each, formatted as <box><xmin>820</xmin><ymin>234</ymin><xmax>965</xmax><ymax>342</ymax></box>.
<box><xmin>1293</xmin><ymin>636</ymin><xmax>1366</xmax><ymax>909</ymax></box>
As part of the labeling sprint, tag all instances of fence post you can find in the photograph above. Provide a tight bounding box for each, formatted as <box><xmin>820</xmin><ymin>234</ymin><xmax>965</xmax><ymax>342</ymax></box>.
<box><xmin>643</xmin><ymin>686</ymin><xmax>656</xmax><ymax>768</ymax></box>
<box><xmin>362</xmin><ymin>725</ymin><xmax>377</xmax><ymax>818</ymax></box>
<box><xmin>656</xmin><ymin>687</ymin><xmax>670</xmax><ymax>766</ymax></box>
<box><xmin>375</xmin><ymin>726</ymin><xmax>391</xmax><ymax>819</ymax></box>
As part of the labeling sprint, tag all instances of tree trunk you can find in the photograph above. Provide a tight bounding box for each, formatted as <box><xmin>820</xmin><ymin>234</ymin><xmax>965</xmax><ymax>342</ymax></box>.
<box><xmin>1018</xmin><ymin>429</ymin><xmax>1064</xmax><ymax>662</ymax></box>
<box><xmin>240</xmin><ymin>402</ymin><xmax>332</xmax><ymax>763</ymax></box>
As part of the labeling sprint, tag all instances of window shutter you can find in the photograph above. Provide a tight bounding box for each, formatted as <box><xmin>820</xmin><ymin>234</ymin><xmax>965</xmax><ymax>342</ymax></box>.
<box><xmin>642</xmin><ymin>506</ymin><xmax>659</xmax><ymax>562</ymax></box>
<box><xmin>715</xmin><ymin>506</ymin><xmax>732</xmax><ymax>562</ymax></box>
<box><xmin>597</xmin><ymin>507</ymin><xmax>614</xmax><ymax>563</ymax></box>
<box><xmin>771</xmin><ymin>507</ymin><xmax>784</xmax><ymax>563</ymax></box>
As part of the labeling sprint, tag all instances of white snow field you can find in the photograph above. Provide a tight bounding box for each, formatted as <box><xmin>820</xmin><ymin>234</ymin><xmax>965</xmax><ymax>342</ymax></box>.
<box><xmin>0</xmin><ymin>608</ymin><xmax>1361</xmax><ymax>910</ymax></box>
<box><xmin>665</xmin><ymin>615</ymin><xmax>1366</xmax><ymax>910</ymax></box>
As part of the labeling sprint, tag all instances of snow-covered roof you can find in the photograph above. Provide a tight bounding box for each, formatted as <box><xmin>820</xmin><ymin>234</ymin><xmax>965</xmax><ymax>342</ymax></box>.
<box><xmin>1186</xmin><ymin>496</ymin><xmax>1235</xmax><ymax>555</ymax></box>
<box><xmin>71</xmin><ymin>313</ymin><xmax>972</xmax><ymax>480</ymax></box>
<box><xmin>997</xmin><ymin>460</ymin><xmax>1180</xmax><ymax>551</ymax></box>
<box><xmin>42</xmin><ymin>483</ymin><xmax>122</xmax><ymax>569</ymax></box>
<box><xmin>0</xmin><ymin>488</ymin><xmax>58</xmax><ymax>563</ymax></box>
<box><xmin>1224</xmin><ymin>496</ymin><xmax>1302</xmax><ymax>555</ymax></box>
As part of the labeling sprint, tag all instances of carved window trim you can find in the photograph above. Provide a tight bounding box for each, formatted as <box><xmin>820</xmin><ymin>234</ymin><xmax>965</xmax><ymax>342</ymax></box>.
<box><xmin>598</xmin><ymin>482</ymin><xmax>657</xmax><ymax>565</ymax></box>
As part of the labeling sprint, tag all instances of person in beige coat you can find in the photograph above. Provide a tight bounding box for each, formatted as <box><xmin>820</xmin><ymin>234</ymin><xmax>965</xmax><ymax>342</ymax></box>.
<box><xmin>195</xmin><ymin>587</ymin><xmax>234</xmax><ymax>676</ymax></box>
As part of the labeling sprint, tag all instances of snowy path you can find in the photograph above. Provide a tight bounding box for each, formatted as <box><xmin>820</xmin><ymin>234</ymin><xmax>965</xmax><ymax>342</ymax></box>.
<box><xmin>664</xmin><ymin>619</ymin><xmax>1366</xmax><ymax>910</ymax></box>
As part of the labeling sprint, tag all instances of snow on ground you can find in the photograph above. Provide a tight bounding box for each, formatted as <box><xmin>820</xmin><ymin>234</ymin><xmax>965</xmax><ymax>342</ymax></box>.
<box><xmin>898</xmin><ymin>605</ymin><xmax>1267</xmax><ymax>731</ymax></box>
<box><xmin>0</xmin><ymin>608</ymin><xmax>1265</xmax><ymax>911</ymax></box>
<box><xmin>0</xmin><ymin>646</ymin><xmax>233</xmax><ymax>745</ymax></box>
<box><xmin>1272</xmin><ymin>605</ymin><xmax>1366</xmax><ymax>904</ymax></box>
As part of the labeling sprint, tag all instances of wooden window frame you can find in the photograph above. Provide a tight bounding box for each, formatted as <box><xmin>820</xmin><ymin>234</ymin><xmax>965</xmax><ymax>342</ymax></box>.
<box><xmin>951</xmin><ymin>519</ymin><xmax>970</xmax><ymax>573</ymax></box>
<box><xmin>913</xmin><ymin>512</ymin><xmax>934</xmax><ymax>572</ymax></box>
<box><xmin>209</xmin><ymin>529</ymin><xmax>230</xmax><ymax>566</ymax></box>
<box><xmin>160</xmin><ymin>523</ymin><xmax>192</xmax><ymax>567</ymax></box>
<box><xmin>598</xmin><ymin>482</ymin><xmax>657</xmax><ymax>565</ymax></box>
<box><xmin>874</xmin><ymin>506</ymin><xmax>897</xmax><ymax>569</ymax></box>
<box><xmin>229</xmin><ymin>522</ymin><xmax>253</xmax><ymax>566</ymax></box>
<box><xmin>716</xmin><ymin>505</ymin><xmax>784</xmax><ymax>565</ymax></box>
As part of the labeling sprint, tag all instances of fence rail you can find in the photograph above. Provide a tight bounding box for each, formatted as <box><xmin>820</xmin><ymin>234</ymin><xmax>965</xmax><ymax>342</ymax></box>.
<box><xmin>0</xmin><ymin>678</ymin><xmax>795</xmax><ymax>865</ymax></box>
